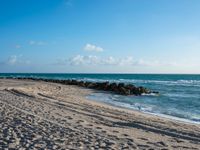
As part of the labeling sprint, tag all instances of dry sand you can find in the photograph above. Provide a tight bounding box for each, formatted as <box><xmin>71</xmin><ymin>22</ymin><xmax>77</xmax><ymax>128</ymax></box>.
<box><xmin>0</xmin><ymin>79</ymin><xmax>200</xmax><ymax>150</ymax></box>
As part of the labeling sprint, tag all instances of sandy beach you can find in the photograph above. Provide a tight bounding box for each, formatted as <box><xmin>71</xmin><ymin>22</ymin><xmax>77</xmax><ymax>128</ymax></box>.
<box><xmin>0</xmin><ymin>79</ymin><xmax>200</xmax><ymax>150</ymax></box>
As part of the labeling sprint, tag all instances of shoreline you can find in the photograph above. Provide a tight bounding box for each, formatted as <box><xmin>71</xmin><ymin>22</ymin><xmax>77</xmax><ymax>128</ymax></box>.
<box><xmin>86</xmin><ymin>94</ymin><xmax>200</xmax><ymax>125</ymax></box>
<box><xmin>2</xmin><ymin>77</ymin><xmax>197</xmax><ymax>125</ymax></box>
<box><xmin>0</xmin><ymin>78</ymin><xmax>200</xmax><ymax>149</ymax></box>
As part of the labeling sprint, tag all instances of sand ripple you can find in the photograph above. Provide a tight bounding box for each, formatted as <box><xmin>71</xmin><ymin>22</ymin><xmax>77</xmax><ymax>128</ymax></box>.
<box><xmin>0</xmin><ymin>79</ymin><xmax>200</xmax><ymax>149</ymax></box>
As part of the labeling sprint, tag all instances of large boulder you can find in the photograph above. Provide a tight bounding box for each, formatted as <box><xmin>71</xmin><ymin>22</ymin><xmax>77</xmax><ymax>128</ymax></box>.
<box><xmin>87</xmin><ymin>83</ymin><xmax>97</xmax><ymax>88</ymax></box>
<box><xmin>118</xmin><ymin>87</ymin><xmax>131</xmax><ymax>95</ymax></box>
<box><xmin>118</xmin><ymin>83</ymin><xmax>125</xmax><ymax>88</ymax></box>
<box><xmin>109</xmin><ymin>83</ymin><xmax>118</xmax><ymax>91</ymax></box>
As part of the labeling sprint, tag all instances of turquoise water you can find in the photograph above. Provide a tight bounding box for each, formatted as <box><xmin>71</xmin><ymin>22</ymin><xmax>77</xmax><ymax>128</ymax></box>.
<box><xmin>1</xmin><ymin>73</ymin><xmax>200</xmax><ymax>123</ymax></box>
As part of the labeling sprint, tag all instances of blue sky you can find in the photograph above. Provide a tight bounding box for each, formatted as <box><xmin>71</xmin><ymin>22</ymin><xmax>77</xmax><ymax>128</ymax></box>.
<box><xmin>0</xmin><ymin>0</ymin><xmax>200</xmax><ymax>73</ymax></box>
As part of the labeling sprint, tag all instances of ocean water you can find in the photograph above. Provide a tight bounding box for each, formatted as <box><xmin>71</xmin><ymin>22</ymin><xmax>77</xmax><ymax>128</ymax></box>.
<box><xmin>0</xmin><ymin>73</ymin><xmax>200</xmax><ymax>124</ymax></box>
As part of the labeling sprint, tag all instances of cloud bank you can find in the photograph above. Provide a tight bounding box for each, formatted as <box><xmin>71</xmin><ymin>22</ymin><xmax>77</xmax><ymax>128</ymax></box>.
<box><xmin>2</xmin><ymin>55</ymin><xmax>30</xmax><ymax>66</ymax></box>
<box><xmin>67</xmin><ymin>55</ymin><xmax>178</xmax><ymax>67</ymax></box>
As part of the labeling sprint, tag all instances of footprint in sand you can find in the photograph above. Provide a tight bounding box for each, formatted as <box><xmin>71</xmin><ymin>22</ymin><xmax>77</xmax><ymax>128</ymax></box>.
<box><xmin>113</xmin><ymin>130</ymin><xmax>119</xmax><ymax>133</ymax></box>
<box><xmin>68</xmin><ymin>117</ymin><xmax>73</xmax><ymax>120</ymax></box>
<box><xmin>122</xmin><ymin>134</ymin><xmax>129</xmax><ymax>137</ymax></box>
<box><xmin>156</xmin><ymin>141</ymin><xmax>168</xmax><ymax>147</ymax></box>
<box><xmin>96</xmin><ymin>127</ymin><xmax>102</xmax><ymax>130</ymax></box>
<box><xmin>87</xmin><ymin>124</ymin><xmax>93</xmax><ymax>127</ymax></box>
<box><xmin>101</xmin><ymin>130</ymin><xmax>106</xmax><ymax>133</ymax></box>
<box><xmin>139</xmin><ymin>137</ymin><xmax>148</xmax><ymax>141</ymax></box>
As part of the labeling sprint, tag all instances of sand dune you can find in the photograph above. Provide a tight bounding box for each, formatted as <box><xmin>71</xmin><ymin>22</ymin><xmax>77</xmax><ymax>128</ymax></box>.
<box><xmin>0</xmin><ymin>79</ymin><xmax>200</xmax><ymax>149</ymax></box>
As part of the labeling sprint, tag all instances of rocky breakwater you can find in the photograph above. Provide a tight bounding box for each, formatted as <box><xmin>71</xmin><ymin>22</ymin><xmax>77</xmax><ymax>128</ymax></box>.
<box><xmin>5</xmin><ymin>77</ymin><xmax>159</xmax><ymax>96</ymax></box>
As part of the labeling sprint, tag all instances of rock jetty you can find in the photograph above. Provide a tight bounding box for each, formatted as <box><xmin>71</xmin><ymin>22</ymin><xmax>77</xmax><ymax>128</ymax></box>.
<box><xmin>4</xmin><ymin>77</ymin><xmax>159</xmax><ymax>96</ymax></box>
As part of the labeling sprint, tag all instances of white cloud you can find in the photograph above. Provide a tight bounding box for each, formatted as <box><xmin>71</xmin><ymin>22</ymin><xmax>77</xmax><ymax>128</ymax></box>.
<box><xmin>6</xmin><ymin>55</ymin><xmax>30</xmax><ymax>66</ymax></box>
<box><xmin>136</xmin><ymin>59</ymin><xmax>160</xmax><ymax>66</ymax></box>
<box><xmin>7</xmin><ymin>55</ymin><xmax>18</xmax><ymax>65</ymax></box>
<box><xmin>29</xmin><ymin>40</ymin><xmax>47</xmax><ymax>46</ymax></box>
<box><xmin>50</xmin><ymin>55</ymin><xmax>200</xmax><ymax>73</ymax></box>
<box><xmin>119</xmin><ymin>56</ymin><xmax>135</xmax><ymax>66</ymax></box>
<box><xmin>68</xmin><ymin>55</ymin><xmax>134</xmax><ymax>66</ymax></box>
<box><xmin>102</xmin><ymin>56</ymin><xmax>118</xmax><ymax>65</ymax></box>
<box><xmin>84</xmin><ymin>43</ymin><xmax>104</xmax><ymax>52</ymax></box>
<box><xmin>69</xmin><ymin>55</ymin><xmax>100</xmax><ymax>65</ymax></box>
<box><xmin>67</xmin><ymin>55</ymin><xmax>179</xmax><ymax>67</ymax></box>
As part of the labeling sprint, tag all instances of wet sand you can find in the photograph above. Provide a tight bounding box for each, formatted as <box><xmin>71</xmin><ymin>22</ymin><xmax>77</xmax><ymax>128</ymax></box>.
<box><xmin>0</xmin><ymin>79</ymin><xmax>200</xmax><ymax>149</ymax></box>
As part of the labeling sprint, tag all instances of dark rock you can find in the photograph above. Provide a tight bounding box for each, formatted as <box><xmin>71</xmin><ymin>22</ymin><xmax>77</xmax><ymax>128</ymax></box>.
<box><xmin>104</xmin><ymin>84</ymin><xmax>110</xmax><ymax>91</ymax></box>
<box><xmin>77</xmin><ymin>81</ymin><xmax>85</xmax><ymax>87</ymax></box>
<box><xmin>118</xmin><ymin>83</ymin><xmax>125</xmax><ymax>88</ymax></box>
<box><xmin>84</xmin><ymin>82</ymin><xmax>91</xmax><ymax>87</ymax></box>
<box><xmin>87</xmin><ymin>83</ymin><xmax>96</xmax><ymax>88</ymax></box>
<box><xmin>109</xmin><ymin>83</ymin><xmax>118</xmax><ymax>91</ymax></box>
<box><xmin>71</xmin><ymin>80</ymin><xmax>77</xmax><ymax>85</ymax></box>
<box><xmin>119</xmin><ymin>87</ymin><xmax>130</xmax><ymax>95</ymax></box>
<box><xmin>101</xmin><ymin>82</ymin><xmax>109</xmax><ymax>90</ymax></box>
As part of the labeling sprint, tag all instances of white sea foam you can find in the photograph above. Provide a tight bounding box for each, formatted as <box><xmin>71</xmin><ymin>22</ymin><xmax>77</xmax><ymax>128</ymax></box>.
<box><xmin>79</xmin><ymin>78</ymin><xmax>200</xmax><ymax>88</ymax></box>
<box><xmin>141</xmin><ymin>93</ymin><xmax>159</xmax><ymax>96</ymax></box>
<box><xmin>87</xmin><ymin>92</ymin><xmax>200</xmax><ymax>125</ymax></box>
